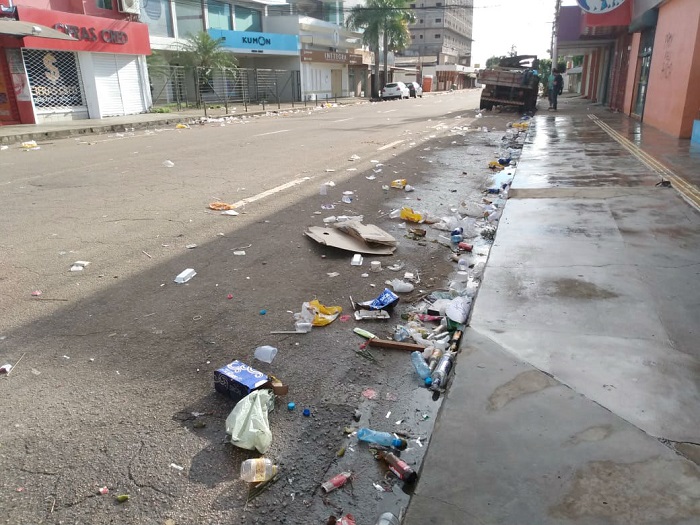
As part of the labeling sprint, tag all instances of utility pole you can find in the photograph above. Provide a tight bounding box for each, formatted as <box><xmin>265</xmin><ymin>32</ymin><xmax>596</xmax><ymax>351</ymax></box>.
<box><xmin>551</xmin><ymin>0</ymin><xmax>562</xmax><ymax>68</ymax></box>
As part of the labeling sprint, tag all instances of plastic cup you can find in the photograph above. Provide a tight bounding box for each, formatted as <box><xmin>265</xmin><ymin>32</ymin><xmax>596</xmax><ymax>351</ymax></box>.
<box><xmin>254</xmin><ymin>345</ymin><xmax>278</xmax><ymax>364</ymax></box>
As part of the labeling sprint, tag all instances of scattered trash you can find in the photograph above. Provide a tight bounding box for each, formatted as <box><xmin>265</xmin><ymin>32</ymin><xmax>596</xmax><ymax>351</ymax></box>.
<box><xmin>389</xmin><ymin>279</ymin><xmax>414</xmax><ymax>293</ymax></box>
<box><xmin>322</xmin><ymin>472</ymin><xmax>353</xmax><ymax>493</ymax></box>
<box><xmin>390</xmin><ymin>179</ymin><xmax>407</xmax><ymax>189</ymax></box>
<box><xmin>221</xmin><ymin>209</ymin><xmax>239</xmax><ymax>216</ymax></box>
<box><xmin>430</xmin><ymin>350</ymin><xmax>456</xmax><ymax>391</ymax></box>
<box><xmin>357</xmin><ymin>427</ymin><xmax>407</xmax><ymax>449</ymax></box>
<box><xmin>98</xmin><ymin>487</ymin><xmax>109</xmax><ymax>495</ymax></box>
<box><xmin>378</xmin><ymin>451</ymin><xmax>417</xmax><ymax>483</ymax></box>
<box><xmin>174</xmin><ymin>268</ymin><xmax>196</xmax><ymax>283</ymax></box>
<box><xmin>295</xmin><ymin>300</ymin><xmax>342</xmax><ymax>327</ymax></box>
<box><xmin>214</xmin><ymin>360</ymin><xmax>269</xmax><ymax>403</ymax></box>
<box><xmin>260</xmin><ymin>309</ymin><xmax>267</xmax><ymax>315</ymax></box>
<box><xmin>351</xmin><ymin>254</ymin><xmax>363</xmax><ymax>266</ymax></box>
<box><xmin>162</xmin><ymin>160</ymin><xmax>175</xmax><ymax>168</ymax></box>
<box><xmin>175</xmin><ymin>123</ymin><xmax>190</xmax><ymax>129</ymax></box>
<box><xmin>404</xmin><ymin>184</ymin><xmax>415</xmax><ymax>192</ymax></box>
<box><xmin>327</xmin><ymin>272</ymin><xmax>340</xmax><ymax>278</ymax></box>
<box><xmin>348</xmin><ymin>154</ymin><xmax>361</xmax><ymax>161</ymax></box>
<box><xmin>21</xmin><ymin>140</ymin><xmax>40</xmax><ymax>150</ymax></box>
<box><xmin>287</xmin><ymin>402</ymin><xmax>296</xmax><ymax>411</ymax></box>
<box><xmin>306</xmin><ymin>224</ymin><xmax>396</xmax><ymax>255</ymax></box>
<box><xmin>31</xmin><ymin>290</ymin><xmax>42</xmax><ymax>296</ymax></box>
<box><xmin>339</xmin><ymin>314</ymin><xmax>352</xmax><ymax>322</ymax></box>
<box><xmin>209</xmin><ymin>202</ymin><xmax>235</xmax><ymax>211</ymax></box>
<box><xmin>170</xmin><ymin>463</ymin><xmax>184</xmax><ymax>471</ymax></box>
<box><xmin>354</xmin><ymin>310</ymin><xmax>390</xmax><ymax>321</ymax></box>
<box><xmin>374</xmin><ymin>512</ymin><xmax>401</xmax><ymax>525</ymax></box>
<box><xmin>240</xmin><ymin>457</ymin><xmax>277</xmax><ymax>482</ymax></box>
<box><xmin>0</xmin><ymin>364</ymin><xmax>13</xmax><ymax>374</ymax></box>
<box><xmin>225</xmin><ymin>389</ymin><xmax>273</xmax><ymax>453</ymax></box>
<box><xmin>342</xmin><ymin>191</ymin><xmax>354</xmax><ymax>204</ymax></box>
<box><xmin>70</xmin><ymin>260</ymin><xmax>90</xmax><ymax>272</ymax></box>
<box><xmin>336</xmin><ymin>515</ymin><xmax>357</xmax><ymax>525</ymax></box>
<box><xmin>370</xmin><ymin>260</ymin><xmax>382</xmax><ymax>272</ymax></box>
<box><xmin>185</xmin><ymin>244</ymin><xmax>198</xmax><ymax>249</ymax></box>
<box><xmin>303</xmin><ymin>408</ymin><xmax>311</xmax><ymax>417</ymax></box>
<box><xmin>115</xmin><ymin>494</ymin><xmax>129</xmax><ymax>503</ymax></box>
<box><xmin>254</xmin><ymin>345</ymin><xmax>278</xmax><ymax>364</ymax></box>
<box><xmin>233</xmin><ymin>250</ymin><xmax>246</xmax><ymax>256</ymax></box>
<box><xmin>362</xmin><ymin>388</ymin><xmax>378</xmax><ymax>400</ymax></box>
<box><xmin>0</xmin><ymin>145</ymin><xmax>8</xmax><ymax>151</ymax></box>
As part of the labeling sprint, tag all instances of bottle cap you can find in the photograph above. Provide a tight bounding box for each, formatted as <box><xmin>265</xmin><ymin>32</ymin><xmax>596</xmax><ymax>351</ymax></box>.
<box><xmin>287</xmin><ymin>402</ymin><xmax>296</xmax><ymax>411</ymax></box>
<box><xmin>425</xmin><ymin>377</ymin><xmax>433</xmax><ymax>387</ymax></box>
<box><xmin>303</xmin><ymin>408</ymin><xmax>311</xmax><ymax>417</ymax></box>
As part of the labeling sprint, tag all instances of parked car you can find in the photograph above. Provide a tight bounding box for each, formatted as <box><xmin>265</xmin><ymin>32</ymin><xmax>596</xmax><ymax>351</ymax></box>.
<box><xmin>406</xmin><ymin>81</ymin><xmax>423</xmax><ymax>98</ymax></box>
<box><xmin>381</xmin><ymin>82</ymin><xmax>410</xmax><ymax>100</ymax></box>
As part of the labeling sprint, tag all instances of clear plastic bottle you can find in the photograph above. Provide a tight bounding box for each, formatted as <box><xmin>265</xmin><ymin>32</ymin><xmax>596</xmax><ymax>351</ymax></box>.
<box><xmin>374</xmin><ymin>512</ymin><xmax>400</xmax><ymax>525</ymax></box>
<box><xmin>239</xmin><ymin>458</ymin><xmax>278</xmax><ymax>483</ymax></box>
<box><xmin>427</xmin><ymin>347</ymin><xmax>444</xmax><ymax>372</ymax></box>
<box><xmin>411</xmin><ymin>351</ymin><xmax>431</xmax><ymax>380</ymax></box>
<box><xmin>357</xmin><ymin>428</ymin><xmax>407</xmax><ymax>449</ymax></box>
<box><xmin>430</xmin><ymin>350</ymin><xmax>456</xmax><ymax>391</ymax></box>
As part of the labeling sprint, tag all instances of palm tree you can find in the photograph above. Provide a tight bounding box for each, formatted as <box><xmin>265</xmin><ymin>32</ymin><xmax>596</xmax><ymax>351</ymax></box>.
<box><xmin>347</xmin><ymin>0</ymin><xmax>413</xmax><ymax>99</ymax></box>
<box><xmin>179</xmin><ymin>31</ymin><xmax>237</xmax><ymax>70</ymax></box>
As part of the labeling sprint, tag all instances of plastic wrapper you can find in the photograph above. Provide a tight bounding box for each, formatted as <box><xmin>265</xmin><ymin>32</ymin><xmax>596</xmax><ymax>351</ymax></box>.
<box><xmin>295</xmin><ymin>300</ymin><xmax>342</xmax><ymax>327</ymax></box>
<box><xmin>225</xmin><ymin>390</ymin><xmax>273</xmax><ymax>453</ymax></box>
<box><xmin>368</xmin><ymin>288</ymin><xmax>400</xmax><ymax>310</ymax></box>
<box><xmin>445</xmin><ymin>296</ymin><xmax>472</xmax><ymax>325</ymax></box>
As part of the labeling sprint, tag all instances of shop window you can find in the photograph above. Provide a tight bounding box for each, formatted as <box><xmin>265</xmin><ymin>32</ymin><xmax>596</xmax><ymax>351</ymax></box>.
<box><xmin>96</xmin><ymin>0</ymin><xmax>113</xmax><ymax>9</ymax></box>
<box><xmin>208</xmin><ymin>0</ymin><xmax>232</xmax><ymax>31</ymax></box>
<box><xmin>434</xmin><ymin>34</ymin><xmax>441</xmax><ymax>39</ymax></box>
<box><xmin>235</xmin><ymin>6</ymin><xmax>262</xmax><ymax>32</ymax></box>
<box><xmin>435</xmin><ymin>18</ymin><xmax>441</xmax><ymax>23</ymax></box>
<box><xmin>22</xmin><ymin>49</ymin><xmax>85</xmax><ymax>109</ymax></box>
<box><xmin>140</xmin><ymin>0</ymin><xmax>173</xmax><ymax>38</ymax></box>
<box><xmin>176</xmin><ymin>2</ymin><xmax>204</xmax><ymax>38</ymax></box>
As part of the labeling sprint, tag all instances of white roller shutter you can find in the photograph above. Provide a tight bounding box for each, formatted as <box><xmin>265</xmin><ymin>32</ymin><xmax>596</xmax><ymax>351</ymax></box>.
<box><xmin>93</xmin><ymin>54</ymin><xmax>147</xmax><ymax>117</ymax></box>
<box><xmin>116</xmin><ymin>56</ymin><xmax>147</xmax><ymax>115</ymax></box>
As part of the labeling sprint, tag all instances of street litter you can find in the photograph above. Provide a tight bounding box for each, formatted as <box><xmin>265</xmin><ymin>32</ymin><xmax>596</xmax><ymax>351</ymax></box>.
<box><xmin>404</xmin><ymin>185</ymin><xmax>415</xmax><ymax>192</ymax></box>
<box><xmin>354</xmin><ymin>288</ymin><xmax>399</xmax><ymax>311</ymax></box>
<box><xmin>175</xmin><ymin>123</ymin><xmax>190</xmax><ymax>129</ymax></box>
<box><xmin>185</xmin><ymin>244</ymin><xmax>197</xmax><ymax>249</ymax></box>
<box><xmin>21</xmin><ymin>140</ymin><xmax>40</xmax><ymax>150</ymax></box>
<box><xmin>342</xmin><ymin>191</ymin><xmax>353</xmax><ymax>203</ymax></box>
<box><xmin>336</xmin><ymin>515</ymin><xmax>356</xmax><ymax>525</ymax></box>
<box><xmin>327</xmin><ymin>272</ymin><xmax>340</xmax><ymax>278</ymax></box>
<box><xmin>115</xmin><ymin>495</ymin><xmax>129</xmax><ymax>503</ymax></box>
<box><xmin>170</xmin><ymin>463</ymin><xmax>184</xmax><ymax>471</ymax></box>
<box><xmin>162</xmin><ymin>160</ymin><xmax>175</xmax><ymax>168</ymax></box>
<box><xmin>98</xmin><ymin>487</ymin><xmax>109</xmax><ymax>495</ymax></box>
<box><xmin>390</xmin><ymin>179</ymin><xmax>407</xmax><ymax>189</ymax></box>
<box><xmin>362</xmin><ymin>388</ymin><xmax>378</xmax><ymax>399</ymax></box>
<box><xmin>233</xmin><ymin>251</ymin><xmax>246</xmax><ymax>256</ymax></box>
<box><xmin>174</xmin><ymin>268</ymin><xmax>196</xmax><ymax>283</ymax></box>
<box><xmin>70</xmin><ymin>261</ymin><xmax>90</xmax><ymax>272</ymax></box>
<box><xmin>295</xmin><ymin>300</ymin><xmax>342</xmax><ymax>326</ymax></box>
<box><xmin>351</xmin><ymin>254</ymin><xmax>363</xmax><ymax>266</ymax></box>
<box><xmin>209</xmin><ymin>201</ymin><xmax>236</xmax><ymax>211</ymax></box>
<box><xmin>333</xmin><ymin>220</ymin><xmax>397</xmax><ymax>248</ymax></box>
<box><xmin>348</xmin><ymin>154</ymin><xmax>361</xmax><ymax>161</ymax></box>
<box><xmin>306</xmin><ymin>222</ymin><xmax>396</xmax><ymax>255</ymax></box>
<box><xmin>225</xmin><ymin>389</ymin><xmax>273</xmax><ymax>453</ymax></box>
<box><xmin>354</xmin><ymin>310</ymin><xmax>390</xmax><ymax>321</ymax></box>
<box><xmin>215</xmin><ymin>360</ymin><xmax>270</xmax><ymax>402</ymax></box>
<box><xmin>370</xmin><ymin>261</ymin><xmax>382</xmax><ymax>272</ymax></box>
<box><xmin>389</xmin><ymin>279</ymin><xmax>414</xmax><ymax>293</ymax></box>
<box><xmin>240</xmin><ymin>457</ymin><xmax>277</xmax><ymax>482</ymax></box>
<box><xmin>221</xmin><ymin>210</ymin><xmax>239</xmax><ymax>216</ymax></box>
<box><xmin>0</xmin><ymin>364</ymin><xmax>12</xmax><ymax>374</ymax></box>
<box><xmin>366</xmin><ymin>175</ymin><xmax>377</xmax><ymax>180</ymax></box>
<box><xmin>321</xmin><ymin>471</ymin><xmax>352</xmax><ymax>493</ymax></box>
<box><xmin>254</xmin><ymin>345</ymin><xmax>278</xmax><ymax>364</ymax></box>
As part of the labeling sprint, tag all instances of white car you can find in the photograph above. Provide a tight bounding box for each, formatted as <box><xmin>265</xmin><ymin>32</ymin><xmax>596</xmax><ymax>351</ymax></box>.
<box><xmin>381</xmin><ymin>82</ymin><xmax>410</xmax><ymax>100</ymax></box>
<box><xmin>407</xmin><ymin>81</ymin><xmax>423</xmax><ymax>98</ymax></box>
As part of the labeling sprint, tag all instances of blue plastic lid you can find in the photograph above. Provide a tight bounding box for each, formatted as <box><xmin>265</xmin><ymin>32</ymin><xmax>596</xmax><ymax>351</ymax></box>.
<box><xmin>303</xmin><ymin>408</ymin><xmax>311</xmax><ymax>417</ymax></box>
<box><xmin>425</xmin><ymin>377</ymin><xmax>433</xmax><ymax>387</ymax></box>
<box><xmin>392</xmin><ymin>438</ymin><xmax>403</xmax><ymax>448</ymax></box>
<box><xmin>287</xmin><ymin>402</ymin><xmax>296</xmax><ymax>411</ymax></box>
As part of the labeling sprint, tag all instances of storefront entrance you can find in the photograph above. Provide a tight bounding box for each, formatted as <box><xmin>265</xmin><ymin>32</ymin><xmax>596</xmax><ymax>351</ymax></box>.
<box><xmin>0</xmin><ymin>51</ymin><xmax>20</xmax><ymax>124</ymax></box>
<box><xmin>93</xmin><ymin>54</ymin><xmax>148</xmax><ymax>117</ymax></box>
<box><xmin>632</xmin><ymin>28</ymin><xmax>655</xmax><ymax>119</ymax></box>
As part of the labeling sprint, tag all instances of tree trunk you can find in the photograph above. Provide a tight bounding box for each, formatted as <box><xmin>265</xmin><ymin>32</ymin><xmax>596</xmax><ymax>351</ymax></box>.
<box><xmin>382</xmin><ymin>29</ymin><xmax>389</xmax><ymax>90</ymax></box>
<box><xmin>373</xmin><ymin>42</ymin><xmax>381</xmax><ymax>98</ymax></box>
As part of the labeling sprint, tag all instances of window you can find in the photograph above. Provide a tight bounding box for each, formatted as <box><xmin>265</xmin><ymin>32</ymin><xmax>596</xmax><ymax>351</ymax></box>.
<box><xmin>419</xmin><ymin>34</ymin><xmax>423</xmax><ymax>39</ymax></box>
<box><xmin>141</xmin><ymin>0</ymin><xmax>174</xmax><ymax>37</ymax></box>
<box><xmin>235</xmin><ymin>6</ymin><xmax>261</xmax><ymax>32</ymax></box>
<box><xmin>435</xmin><ymin>18</ymin><xmax>441</xmax><ymax>22</ymax></box>
<box><xmin>208</xmin><ymin>0</ymin><xmax>232</xmax><ymax>30</ymax></box>
<box><xmin>419</xmin><ymin>19</ymin><xmax>423</xmax><ymax>23</ymax></box>
<box><xmin>410</xmin><ymin>3</ymin><xmax>416</xmax><ymax>7</ymax></box>
<box><xmin>435</xmin><ymin>33</ymin><xmax>441</xmax><ymax>39</ymax></box>
<box><xmin>96</xmin><ymin>0</ymin><xmax>113</xmax><ymax>9</ymax></box>
<box><xmin>176</xmin><ymin>2</ymin><xmax>204</xmax><ymax>37</ymax></box>
<box><xmin>436</xmin><ymin>2</ymin><xmax>442</xmax><ymax>5</ymax></box>
<box><xmin>411</xmin><ymin>35</ymin><xmax>415</xmax><ymax>39</ymax></box>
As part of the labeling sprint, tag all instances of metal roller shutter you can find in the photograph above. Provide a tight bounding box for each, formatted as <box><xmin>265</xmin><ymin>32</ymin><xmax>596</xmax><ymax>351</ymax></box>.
<box><xmin>93</xmin><ymin>54</ymin><xmax>147</xmax><ymax>117</ymax></box>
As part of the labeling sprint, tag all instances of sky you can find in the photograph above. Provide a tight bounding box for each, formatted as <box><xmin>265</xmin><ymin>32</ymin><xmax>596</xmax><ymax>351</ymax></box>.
<box><xmin>471</xmin><ymin>0</ymin><xmax>580</xmax><ymax>67</ymax></box>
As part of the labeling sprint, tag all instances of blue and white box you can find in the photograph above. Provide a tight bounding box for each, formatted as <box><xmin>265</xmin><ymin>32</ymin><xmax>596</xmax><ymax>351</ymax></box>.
<box><xmin>214</xmin><ymin>360</ymin><xmax>269</xmax><ymax>403</ymax></box>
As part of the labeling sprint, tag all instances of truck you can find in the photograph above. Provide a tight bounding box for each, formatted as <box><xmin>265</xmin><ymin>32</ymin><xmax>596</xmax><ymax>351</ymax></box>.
<box><xmin>477</xmin><ymin>55</ymin><xmax>540</xmax><ymax>113</ymax></box>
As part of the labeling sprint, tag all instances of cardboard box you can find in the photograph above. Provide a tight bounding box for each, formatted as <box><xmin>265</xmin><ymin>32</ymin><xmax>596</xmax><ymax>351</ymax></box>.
<box><xmin>214</xmin><ymin>361</ymin><xmax>269</xmax><ymax>403</ymax></box>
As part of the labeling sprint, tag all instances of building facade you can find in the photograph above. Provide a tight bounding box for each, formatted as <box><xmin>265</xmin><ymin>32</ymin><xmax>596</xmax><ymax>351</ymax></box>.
<box><xmin>557</xmin><ymin>0</ymin><xmax>700</xmax><ymax>139</ymax></box>
<box><xmin>0</xmin><ymin>0</ymin><xmax>151</xmax><ymax>125</ymax></box>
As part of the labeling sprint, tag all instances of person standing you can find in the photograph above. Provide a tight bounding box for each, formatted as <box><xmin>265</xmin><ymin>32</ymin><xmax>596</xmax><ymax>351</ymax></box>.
<box><xmin>550</xmin><ymin>69</ymin><xmax>564</xmax><ymax>111</ymax></box>
<box><xmin>547</xmin><ymin>70</ymin><xmax>555</xmax><ymax>109</ymax></box>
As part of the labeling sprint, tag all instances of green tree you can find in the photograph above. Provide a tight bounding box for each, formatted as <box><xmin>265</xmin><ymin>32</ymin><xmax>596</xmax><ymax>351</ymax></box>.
<box><xmin>347</xmin><ymin>0</ymin><xmax>414</xmax><ymax>98</ymax></box>
<box><xmin>179</xmin><ymin>31</ymin><xmax>236</xmax><ymax>70</ymax></box>
<box><xmin>485</xmin><ymin>55</ymin><xmax>501</xmax><ymax>68</ymax></box>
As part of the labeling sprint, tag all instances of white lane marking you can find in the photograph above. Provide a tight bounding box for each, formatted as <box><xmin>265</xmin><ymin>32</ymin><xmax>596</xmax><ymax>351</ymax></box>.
<box><xmin>230</xmin><ymin>177</ymin><xmax>310</xmax><ymax>209</ymax></box>
<box><xmin>253</xmin><ymin>129</ymin><xmax>290</xmax><ymax>137</ymax></box>
<box><xmin>378</xmin><ymin>140</ymin><xmax>405</xmax><ymax>151</ymax></box>
<box><xmin>380</xmin><ymin>109</ymin><xmax>398</xmax><ymax>114</ymax></box>
<box><xmin>332</xmin><ymin>117</ymin><xmax>353</xmax><ymax>123</ymax></box>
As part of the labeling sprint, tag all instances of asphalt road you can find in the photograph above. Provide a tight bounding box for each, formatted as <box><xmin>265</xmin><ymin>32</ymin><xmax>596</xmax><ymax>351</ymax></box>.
<box><xmin>0</xmin><ymin>89</ymin><xmax>506</xmax><ymax>525</ymax></box>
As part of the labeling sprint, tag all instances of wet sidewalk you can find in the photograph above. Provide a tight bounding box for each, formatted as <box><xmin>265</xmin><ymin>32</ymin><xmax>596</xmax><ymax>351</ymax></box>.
<box><xmin>404</xmin><ymin>98</ymin><xmax>700</xmax><ymax>524</ymax></box>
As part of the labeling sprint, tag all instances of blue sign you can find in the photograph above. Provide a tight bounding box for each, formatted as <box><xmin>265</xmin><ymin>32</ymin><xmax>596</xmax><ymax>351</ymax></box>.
<box><xmin>576</xmin><ymin>0</ymin><xmax>626</xmax><ymax>13</ymax></box>
<box><xmin>208</xmin><ymin>29</ymin><xmax>299</xmax><ymax>55</ymax></box>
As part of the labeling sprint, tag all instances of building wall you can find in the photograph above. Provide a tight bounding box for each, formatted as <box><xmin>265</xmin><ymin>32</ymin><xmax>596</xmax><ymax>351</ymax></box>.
<box><xmin>642</xmin><ymin>0</ymin><xmax>700</xmax><ymax>137</ymax></box>
<box><xmin>623</xmin><ymin>31</ymin><xmax>640</xmax><ymax>115</ymax></box>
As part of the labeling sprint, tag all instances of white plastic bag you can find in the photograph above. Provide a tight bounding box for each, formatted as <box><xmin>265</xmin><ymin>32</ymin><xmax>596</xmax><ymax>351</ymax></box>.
<box><xmin>446</xmin><ymin>296</ymin><xmax>472</xmax><ymax>325</ymax></box>
<box><xmin>225</xmin><ymin>390</ymin><xmax>273</xmax><ymax>453</ymax></box>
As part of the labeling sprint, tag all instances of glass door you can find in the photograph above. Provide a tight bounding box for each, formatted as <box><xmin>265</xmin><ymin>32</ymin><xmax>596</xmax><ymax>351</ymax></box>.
<box><xmin>632</xmin><ymin>29</ymin><xmax>655</xmax><ymax>118</ymax></box>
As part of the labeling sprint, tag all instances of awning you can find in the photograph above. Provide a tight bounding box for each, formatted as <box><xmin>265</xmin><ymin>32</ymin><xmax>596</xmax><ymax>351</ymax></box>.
<box><xmin>0</xmin><ymin>19</ymin><xmax>76</xmax><ymax>40</ymax></box>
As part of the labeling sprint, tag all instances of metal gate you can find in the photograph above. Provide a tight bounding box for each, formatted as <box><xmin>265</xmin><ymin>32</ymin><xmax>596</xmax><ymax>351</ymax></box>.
<box><xmin>148</xmin><ymin>64</ymin><xmax>189</xmax><ymax>111</ymax></box>
<box><xmin>22</xmin><ymin>49</ymin><xmax>87</xmax><ymax>118</ymax></box>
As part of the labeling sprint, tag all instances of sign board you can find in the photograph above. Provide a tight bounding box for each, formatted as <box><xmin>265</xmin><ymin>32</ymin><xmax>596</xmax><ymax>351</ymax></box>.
<box><xmin>209</xmin><ymin>29</ymin><xmax>299</xmax><ymax>56</ymax></box>
<box><xmin>301</xmin><ymin>50</ymin><xmax>364</xmax><ymax>65</ymax></box>
<box><xmin>576</xmin><ymin>0</ymin><xmax>626</xmax><ymax>14</ymax></box>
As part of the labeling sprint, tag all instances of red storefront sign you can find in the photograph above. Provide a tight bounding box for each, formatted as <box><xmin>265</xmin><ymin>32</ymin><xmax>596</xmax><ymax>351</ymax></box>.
<box><xmin>15</xmin><ymin>6</ymin><xmax>151</xmax><ymax>55</ymax></box>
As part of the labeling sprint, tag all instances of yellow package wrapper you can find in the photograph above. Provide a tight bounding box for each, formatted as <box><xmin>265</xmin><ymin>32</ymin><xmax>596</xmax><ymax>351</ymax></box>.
<box><xmin>209</xmin><ymin>201</ymin><xmax>236</xmax><ymax>211</ymax></box>
<box><xmin>390</xmin><ymin>179</ymin><xmax>407</xmax><ymax>189</ymax></box>
<box><xmin>304</xmin><ymin>300</ymin><xmax>342</xmax><ymax>326</ymax></box>
<box><xmin>399</xmin><ymin>207</ymin><xmax>423</xmax><ymax>223</ymax></box>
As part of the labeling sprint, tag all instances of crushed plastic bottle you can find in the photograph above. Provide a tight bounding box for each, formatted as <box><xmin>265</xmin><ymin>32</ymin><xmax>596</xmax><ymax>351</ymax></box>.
<box><xmin>430</xmin><ymin>350</ymin><xmax>456</xmax><ymax>391</ymax></box>
<box><xmin>357</xmin><ymin>427</ymin><xmax>407</xmax><ymax>450</ymax></box>
<box><xmin>239</xmin><ymin>458</ymin><xmax>278</xmax><ymax>482</ymax></box>
<box><xmin>374</xmin><ymin>512</ymin><xmax>400</xmax><ymax>525</ymax></box>
<box><xmin>427</xmin><ymin>347</ymin><xmax>444</xmax><ymax>372</ymax></box>
<box><xmin>411</xmin><ymin>351</ymin><xmax>431</xmax><ymax>381</ymax></box>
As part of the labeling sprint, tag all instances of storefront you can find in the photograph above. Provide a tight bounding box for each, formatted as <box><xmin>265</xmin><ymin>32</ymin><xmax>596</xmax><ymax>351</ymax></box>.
<box><xmin>1</xmin><ymin>6</ymin><xmax>151</xmax><ymax>125</ymax></box>
<box><xmin>300</xmin><ymin>49</ymin><xmax>365</xmax><ymax>100</ymax></box>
